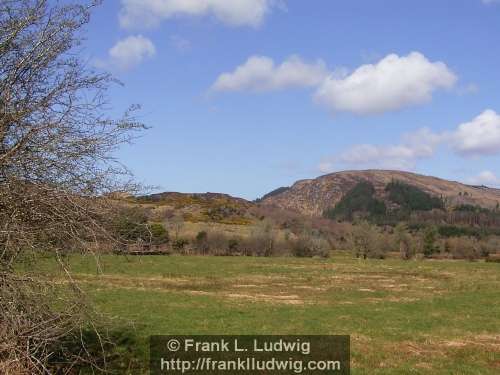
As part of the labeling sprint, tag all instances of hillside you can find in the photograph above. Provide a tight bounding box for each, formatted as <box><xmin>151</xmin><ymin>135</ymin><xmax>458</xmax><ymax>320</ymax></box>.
<box><xmin>260</xmin><ymin>170</ymin><xmax>500</xmax><ymax>216</ymax></box>
<box><xmin>130</xmin><ymin>192</ymin><xmax>255</xmax><ymax>225</ymax></box>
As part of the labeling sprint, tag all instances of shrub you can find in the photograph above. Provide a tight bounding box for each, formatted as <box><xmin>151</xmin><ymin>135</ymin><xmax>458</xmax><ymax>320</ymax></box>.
<box><xmin>227</xmin><ymin>238</ymin><xmax>241</xmax><ymax>255</ymax></box>
<box><xmin>193</xmin><ymin>231</ymin><xmax>209</xmax><ymax>254</ymax></box>
<box><xmin>205</xmin><ymin>233</ymin><xmax>230</xmax><ymax>256</ymax></box>
<box><xmin>478</xmin><ymin>236</ymin><xmax>500</xmax><ymax>258</ymax></box>
<box><xmin>112</xmin><ymin>207</ymin><xmax>150</xmax><ymax>242</ymax></box>
<box><xmin>149</xmin><ymin>223</ymin><xmax>169</xmax><ymax>245</ymax></box>
<box><xmin>172</xmin><ymin>238</ymin><xmax>189</xmax><ymax>253</ymax></box>
<box><xmin>349</xmin><ymin>221</ymin><xmax>387</xmax><ymax>259</ymax></box>
<box><xmin>447</xmin><ymin>237</ymin><xmax>481</xmax><ymax>260</ymax></box>
<box><xmin>394</xmin><ymin>223</ymin><xmax>414</xmax><ymax>260</ymax></box>
<box><xmin>291</xmin><ymin>234</ymin><xmax>330</xmax><ymax>258</ymax></box>
<box><xmin>422</xmin><ymin>226</ymin><xmax>439</xmax><ymax>258</ymax></box>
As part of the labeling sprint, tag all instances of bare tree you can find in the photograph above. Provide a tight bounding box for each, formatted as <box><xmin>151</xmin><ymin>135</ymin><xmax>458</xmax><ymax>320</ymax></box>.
<box><xmin>0</xmin><ymin>1</ymin><xmax>146</xmax><ymax>373</ymax></box>
<box><xmin>394</xmin><ymin>223</ymin><xmax>413</xmax><ymax>260</ymax></box>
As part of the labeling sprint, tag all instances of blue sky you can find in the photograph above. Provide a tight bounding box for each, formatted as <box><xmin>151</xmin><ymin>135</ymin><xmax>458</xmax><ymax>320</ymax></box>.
<box><xmin>86</xmin><ymin>0</ymin><xmax>500</xmax><ymax>199</ymax></box>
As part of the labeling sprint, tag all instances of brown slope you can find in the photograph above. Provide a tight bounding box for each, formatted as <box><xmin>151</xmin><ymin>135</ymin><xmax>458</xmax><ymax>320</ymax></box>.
<box><xmin>261</xmin><ymin>170</ymin><xmax>500</xmax><ymax>216</ymax></box>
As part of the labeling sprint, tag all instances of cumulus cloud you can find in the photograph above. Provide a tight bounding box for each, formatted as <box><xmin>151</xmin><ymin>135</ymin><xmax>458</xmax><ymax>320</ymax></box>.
<box><xmin>211</xmin><ymin>55</ymin><xmax>329</xmax><ymax>92</ymax></box>
<box><xmin>211</xmin><ymin>52</ymin><xmax>457</xmax><ymax>115</ymax></box>
<box><xmin>315</xmin><ymin>52</ymin><xmax>457</xmax><ymax>115</ymax></box>
<box><xmin>119</xmin><ymin>0</ymin><xmax>280</xmax><ymax>29</ymax></box>
<box><xmin>318</xmin><ymin>109</ymin><xmax>500</xmax><ymax>174</ymax></box>
<box><xmin>466</xmin><ymin>171</ymin><xmax>500</xmax><ymax>187</ymax></box>
<box><xmin>95</xmin><ymin>35</ymin><xmax>156</xmax><ymax>71</ymax></box>
<box><xmin>318</xmin><ymin>127</ymin><xmax>442</xmax><ymax>173</ymax></box>
<box><xmin>451</xmin><ymin>110</ymin><xmax>500</xmax><ymax>157</ymax></box>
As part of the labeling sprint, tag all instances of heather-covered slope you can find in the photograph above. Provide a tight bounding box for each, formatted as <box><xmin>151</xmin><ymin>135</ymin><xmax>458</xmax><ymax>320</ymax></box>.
<box><xmin>261</xmin><ymin>170</ymin><xmax>500</xmax><ymax>216</ymax></box>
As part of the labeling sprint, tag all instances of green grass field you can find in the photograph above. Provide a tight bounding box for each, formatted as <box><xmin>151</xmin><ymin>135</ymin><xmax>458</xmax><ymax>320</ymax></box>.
<box><xmin>31</xmin><ymin>253</ymin><xmax>500</xmax><ymax>374</ymax></box>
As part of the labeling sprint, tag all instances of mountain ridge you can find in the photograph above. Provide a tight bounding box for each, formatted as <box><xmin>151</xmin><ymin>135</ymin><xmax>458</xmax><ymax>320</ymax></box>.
<box><xmin>260</xmin><ymin>170</ymin><xmax>500</xmax><ymax>216</ymax></box>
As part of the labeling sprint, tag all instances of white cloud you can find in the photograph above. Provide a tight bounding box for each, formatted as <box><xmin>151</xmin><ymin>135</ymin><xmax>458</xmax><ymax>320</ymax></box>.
<box><xmin>319</xmin><ymin>127</ymin><xmax>442</xmax><ymax>173</ymax></box>
<box><xmin>96</xmin><ymin>35</ymin><xmax>156</xmax><ymax>71</ymax></box>
<box><xmin>315</xmin><ymin>52</ymin><xmax>457</xmax><ymax>115</ymax></box>
<box><xmin>119</xmin><ymin>0</ymin><xmax>280</xmax><ymax>29</ymax></box>
<box><xmin>483</xmin><ymin>0</ymin><xmax>500</xmax><ymax>4</ymax></box>
<box><xmin>318</xmin><ymin>109</ymin><xmax>500</xmax><ymax>174</ymax></box>
<box><xmin>451</xmin><ymin>110</ymin><xmax>500</xmax><ymax>157</ymax></box>
<box><xmin>466</xmin><ymin>171</ymin><xmax>500</xmax><ymax>187</ymax></box>
<box><xmin>211</xmin><ymin>55</ymin><xmax>329</xmax><ymax>92</ymax></box>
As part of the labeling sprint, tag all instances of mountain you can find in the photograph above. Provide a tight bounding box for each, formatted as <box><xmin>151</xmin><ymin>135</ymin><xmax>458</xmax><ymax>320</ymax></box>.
<box><xmin>260</xmin><ymin>170</ymin><xmax>500</xmax><ymax>216</ymax></box>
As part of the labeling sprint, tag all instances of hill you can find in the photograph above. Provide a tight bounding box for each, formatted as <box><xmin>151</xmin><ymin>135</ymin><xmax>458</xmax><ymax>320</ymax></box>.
<box><xmin>260</xmin><ymin>170</ymin><xmax>500</xmax><ymax>216</ymax></box>
<box><xmin>129</xmin><ymin>192</ymin><xmax>255</xmax><ymax>225</ymax></box>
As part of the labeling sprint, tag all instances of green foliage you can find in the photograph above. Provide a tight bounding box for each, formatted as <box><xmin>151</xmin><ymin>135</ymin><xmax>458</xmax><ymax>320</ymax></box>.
<box><xmin>112</xmin><ymin>207</ymin><xmax>150</xmax><ymax>242</ymax></box>
<box><xmin>227</xmin><ymin>238</ymin><xmax>240</xmax><ymax>255</ymax></box>
<box><xmin>196</xmin><ymin>231</ymin><xmax>208</xmax><ymax>242</ymax></box>
<box><xmin>149</xmin><ymin>223</ymin><xmax>169</xmax><ymax>245</ymax></box>
<box><xmin>423</xmin><ymin>226</ymin><xmax>439</xmax><ymax>257</ymax></box>
<box><xmin>437</xmin><ymin>225</ymin><xmax>500</xmax><ymax>239</ymax></box>
<box><xmin>386</xmin><ymin>180</ymin><xmax>444</xmax><ymax>211</ymax></box>
<box><xmin>193</xmin><ymin>231</ymin><xmax>209</xmax><ymax>254</ymax></box>
<box><xmin>323</xmin><ymin>181</ymin><xmax>386</xmax><ymax>221</ymax></box>
<box><xmin>172</xmin><ymin>238</ymin><xmax>189</xmax><ymax>252</ymax></box>
<box><xmin>454</xmin><ymin>204</ymin><xmax>483</xmax><ymax>212</ymax></box>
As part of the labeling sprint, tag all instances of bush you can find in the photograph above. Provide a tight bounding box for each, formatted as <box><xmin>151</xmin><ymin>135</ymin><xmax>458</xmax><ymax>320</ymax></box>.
<box><xmin>227</xmin><ymin>238</ymin><xmax>241</xmax><ymax>255</ymax></box>
<box><xmin>349</xmin><ymin>221</ymin><xmax>388</xmax><ymax>259</ymax></box>
<box><xmin>172</xmin><ymin>238</ymin><xmax>189</xmax><ymax>253</ymax></box>
<box><xmin>205</xmin><ymin>233</ymin><xmax>230</xmax><ymax>256</ymax></box>
<box><xmin>394</xmin><ymin>223</ymin><xmax>414</xmax><ymax>260</ymax></box>
<box><xmin>193</xmin><ymin>231</ymin><xmax>209</xmax><ymax>254</ymax></box>
<box><xmin>291</xmin><ymin>234</ymin><xmax>330</xmax><ymax>258</ymax></box>
<box><xmin>447</xmin><ymin>237</ymin><xmax>481</xmax><ymax>260</ymax></box>
<box><xmin>478</xmin><ymin>236</ymin><xmax>500</xmax><ymax>258</ymax></box>
<box><xmin>422</xmin><ymin>226</ymin><xmax>439</xmax><ymax>258</ymax></box>
<box><xmin>112</xmin><ymin>206</ymin><xmax>150</xmax><ymax>242</ymax></box>
<box><xmin>149</xmin><ymin>223</ymin><xmax>169</xmax><ymax>245</ymax></box>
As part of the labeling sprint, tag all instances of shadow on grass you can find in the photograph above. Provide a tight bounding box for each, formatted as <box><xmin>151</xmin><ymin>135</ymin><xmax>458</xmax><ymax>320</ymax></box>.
<box><xmin>48</xmin><ymin>326</ymin><xmax>147</xmax><ymax>374</ymax></box>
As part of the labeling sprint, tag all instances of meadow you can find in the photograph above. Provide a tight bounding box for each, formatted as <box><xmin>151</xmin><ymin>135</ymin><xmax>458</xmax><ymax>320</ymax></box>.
<box><xmin>31</xmin><ymin>253</ymin><xmax>500</xmax><ymax>374</ymax></box>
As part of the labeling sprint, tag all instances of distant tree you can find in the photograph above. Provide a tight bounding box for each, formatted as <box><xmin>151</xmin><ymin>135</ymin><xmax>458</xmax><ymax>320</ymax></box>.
<box><xmin>170</xmin><ymin>216</ymin><xmax>185</xmax><ymax>239</ymax></box>
<box><xmin>447</xmin><ymin>237</ymin><xmax>480</xmax><ymax>261</ymax></box>
<box><xmin>422</xmin><ymin>226</ymin><xmax>439</xmax><ymax>257</ymax></box>
<box><xmin>394</xmin><ymin>223</ymin><xmax>413</xmax><ymax>260</ymax></box>
<box><xmin>227</xmin><ymin>238</ymin><xmax>240</xmax><ymax>255</ymax></box>
<box><xmin>193</xmin><ymin>231</ymin><xmax>209</xmax><ymax>254</ymax></box>
<box><xmin>291</xmin><ymin>231</ymin><xmax>330</xmax><ymax>258</ymax></box>
<box><xmin>172</xmin><ymin>238</ymin><xmax>189</xmax><ymax>253</ymax></box>
<box><xmin>251</xmin><ymin>219</ymin><xmax>275</xmax><ymax>256</ymax></box>
<box><xmin>350</xmin><ymin>221</ymin><xmax>384</xmax><ymax>259</ymax></box>
<box><xmin>149</xmin><ymin>223</ymin><xmax>169</xmax><ymax>245</ymax></box>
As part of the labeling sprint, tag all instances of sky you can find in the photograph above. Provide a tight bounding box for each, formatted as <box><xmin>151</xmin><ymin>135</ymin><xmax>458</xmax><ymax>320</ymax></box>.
<box><xmin>84</xmin><ymin>0</ymin><xmax>500</xmax><ymax>200</ymax></box>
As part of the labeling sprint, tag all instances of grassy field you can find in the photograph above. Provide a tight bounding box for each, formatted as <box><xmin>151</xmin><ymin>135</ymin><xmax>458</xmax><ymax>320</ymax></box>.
<box><xmin>30</xmin><ymin>253</ymin><xmax>500</xmax><ymax>374</ymax></box>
